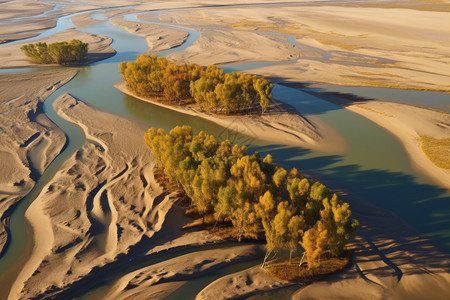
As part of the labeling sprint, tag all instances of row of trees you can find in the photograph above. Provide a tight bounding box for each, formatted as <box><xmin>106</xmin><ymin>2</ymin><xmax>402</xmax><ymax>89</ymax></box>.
<box><xmin>21</xmin><ymin>39</ymin><xmax>88</xmax><ymax>64</ymax></box>
<box><xmin>145</xmin><ymin>126</ymin><xmax>359</xmax><ymax>269</ymax></box>
<box><xmin>119</xmin><ymin>55</ymin><xmax>273</xmax><ymax>114</ymax></box>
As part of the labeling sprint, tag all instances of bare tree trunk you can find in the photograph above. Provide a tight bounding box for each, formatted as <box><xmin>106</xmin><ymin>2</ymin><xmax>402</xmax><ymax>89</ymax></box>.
<box><xmin>261</xmin><ymin>250</ymin><xmax>272</xmax><ymax>269</ymax></box>
<box><xmin>272</xmin><ymin>249</ymin><xmax>279</xmax><ymax>260</ymax></box>
<box><xmin>237</xmin><ymin>225</ymin><xmax>243</xmax><ymax>242</ymax></box>
<box><xmin>299</xmin><ymin>252</ymin><xmax>306</xmax><ymax>267</ymax></box>
<box><xmin>289</xmin><ymin>250</ymin><xmax>293</xmax><ymax>264</ymax></box>
<box><xmin>213</xmin><ymin>212</ymin><xmax>221</xmax><ymax>230</ymax></box>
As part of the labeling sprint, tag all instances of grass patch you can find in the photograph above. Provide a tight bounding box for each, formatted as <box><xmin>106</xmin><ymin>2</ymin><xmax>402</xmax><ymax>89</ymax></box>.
<box><xmin>315</xmin><ymin>38</ymin><xmax>360</xmax><ymax>51</ymax></box>
<box><xmin>420</xmin><ymin>136</ymin><xmax>450</xmax><ymax>169</ymax></box>
<box><xmin>340</xmin><ymin>76</ymin><xmax>450</xmax><ymax>92</ymax></box>
<box><xmin>357</xmin><ymin>71</ymin><xmax>404</xmax><ymax>78</ymax></box>
<box><xmin>353</xmin><ymin>104</ymin><xmax>393</xmax><ymax>117</ymax></box>
<box><xmin>231</xmin><ymin>20</ymin><xmax>302</xmax><ymax>36</ymax></box>
<box><xmin>266</xmin><ymin>250</ymin><xmax>351</xmax><ymax>281</ymax></box>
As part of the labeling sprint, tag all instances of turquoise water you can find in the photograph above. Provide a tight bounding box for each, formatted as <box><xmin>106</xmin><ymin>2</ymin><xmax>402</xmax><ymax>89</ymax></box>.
<box><xmin>316</xmin><ymin>84</ymin><xmax>450</xmax><ymax>113</ymax></box>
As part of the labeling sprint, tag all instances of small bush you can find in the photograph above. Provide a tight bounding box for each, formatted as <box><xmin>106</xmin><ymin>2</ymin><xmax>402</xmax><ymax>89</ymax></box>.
<box><xmin>21</xmin><ymin>39</ymin><xmax>88</xmax><ymax>64</ymax></box>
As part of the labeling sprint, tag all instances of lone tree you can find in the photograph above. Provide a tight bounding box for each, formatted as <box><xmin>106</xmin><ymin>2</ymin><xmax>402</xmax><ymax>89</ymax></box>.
<box><xmin>21</xmin><ymin>39</ymin><xmax>88</xmax><ymax>64</ymax></box>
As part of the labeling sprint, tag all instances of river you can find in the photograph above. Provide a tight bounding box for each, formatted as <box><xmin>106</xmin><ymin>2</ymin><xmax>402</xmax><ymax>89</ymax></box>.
<box><xmin>0</xmin><ymin>2</ymin><xmax>449</xmax><ymax>298</ymax></box>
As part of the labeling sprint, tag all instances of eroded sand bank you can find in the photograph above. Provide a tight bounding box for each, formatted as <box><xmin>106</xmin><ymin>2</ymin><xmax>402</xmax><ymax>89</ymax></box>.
<box><xmin>346</xmin><ymin>101</ymin><xmax>450</xmax><ymax>190</ymax></box>
<box><xmin>6</xmin><ymin>94</ymin><xmax>173</xmax><ymax>298</ymax></box>
<box><xmin>110</xmin><ymin>17</ymin><xmax>189</xmax><ymax>54</ymax></box>
<box><xmin>0</xmin><ymin>69</ymin><xmax>77</xmax><ymax>258</ymax></box>
<box><xmin>145</xmin><ymin>2</ymin><xmax>450</xmax><ymax>91</ymax></box>
<box><xmin>116</xmin><ymin>81</ymin><xmax>346</xmax><ymax>154</ymax></box>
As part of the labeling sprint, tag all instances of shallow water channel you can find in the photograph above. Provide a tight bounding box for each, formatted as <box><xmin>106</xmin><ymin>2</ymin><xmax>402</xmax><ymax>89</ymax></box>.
<box><xmin>0</xmin><ymin>3</ymin><xmax>449</xmax><ymax>298</ymax></box>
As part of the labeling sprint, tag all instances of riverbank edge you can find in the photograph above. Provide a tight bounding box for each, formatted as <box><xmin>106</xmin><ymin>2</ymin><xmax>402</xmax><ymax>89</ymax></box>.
<box><xmin>293</xmin><ymin>85</ymin><xmax>450</xmax><ymax>191</ymax></box>
<box><xmin>115</xmin><ymin>81</ymin><xmax>346</xmax><ymax>153</ymax></box>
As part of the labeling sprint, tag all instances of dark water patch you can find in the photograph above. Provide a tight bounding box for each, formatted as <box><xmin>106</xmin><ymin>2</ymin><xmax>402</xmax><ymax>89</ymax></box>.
<box><xmin>20</xmin><ymin>132</ymin><xmax>40</xmax><ymax>148</ymax></box>
<box><xmin>165</xmin><ymin>258</ymin><xmax>263</xmax><ymax>300</ymax></box>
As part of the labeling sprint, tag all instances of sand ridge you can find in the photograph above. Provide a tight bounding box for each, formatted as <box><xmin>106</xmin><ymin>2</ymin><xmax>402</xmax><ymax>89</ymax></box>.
<box><xmin>149</xmin><ymin>2</ymin><xmax>450</xmax><ymax>92</ymax></box>
<box><xmin>110</xmin><ymin>17</ymin><xmax>189</xmax><ymax>54</ymax></box>
<box><xmin>0</xmin><ymin>69</ymin><xmax>78</xmax><ymax>257</ymax></box>
<box><xmin>8</xmin><ymin>94</ymin><xmax>175</xmax><ymax>298</ymax></box>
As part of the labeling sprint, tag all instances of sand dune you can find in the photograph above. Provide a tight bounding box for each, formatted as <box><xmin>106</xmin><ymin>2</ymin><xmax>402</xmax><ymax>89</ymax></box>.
<box><xmin>0</xmin><ymin>0</ymin><xmax>135</xmax><ymax>44</ymax></box>
<box><xmin>197</xmin><ymin>265</ymin><xmax>294</xmax><ymax>299</ymax></box>
<box><xmin>165</xmin><ymin>27</ymin><xmax>300</xmax><ymax>66</ymax></box>
<box><xmin>150</xmin><ymin>2</ymin><xmax>450</xmax><ymax>92</ymax></box>
<box><xmin>102</xmin><ymin>245</ymin><xmax>261</xmax><ymax>300</ymax></box>
<box><xmin>0</xmin><ymin>24</ymin><xmax>115</xmax><ymax>264</ymax></box>
<box><xmin>110</xmin><ymin>17</ymin><xmax>188</xmax><ymax>54</ymax></box>
<box><xmin>0</xmin><ymin>69</ymin><xmax>77</xmax><ymax>257</ymax></box>
<box><xmin>8</xmin><ymin>94</ymin><xmax>173</xmax><ymax>298</ymax></box>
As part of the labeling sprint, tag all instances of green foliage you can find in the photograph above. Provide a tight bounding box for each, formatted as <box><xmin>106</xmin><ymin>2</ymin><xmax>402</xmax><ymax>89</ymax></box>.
<box><xmin>145</xmin><ymin>125</ymin><xmax>358</xmax><ymax>269</ymax></box>
<box><xmin>21</xmin><ymin>39</ymin><xmax>88</xmax><ymax>64</ymax></box>
<box><xmin>120</xmin><ymin>55</ymin><xmax>273</xmax><ymax>114</ymax></box>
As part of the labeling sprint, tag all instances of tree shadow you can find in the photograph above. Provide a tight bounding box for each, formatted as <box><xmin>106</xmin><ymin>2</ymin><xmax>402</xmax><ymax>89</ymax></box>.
<box><xmin>251</xmin><ymin>144</ymin><xmax>450</xmax><ymax>254</ymax></box>
<box><xmin>84</xmin><ymin>52</ymin><xmax>116</xmax><ymax>65</ymax></box>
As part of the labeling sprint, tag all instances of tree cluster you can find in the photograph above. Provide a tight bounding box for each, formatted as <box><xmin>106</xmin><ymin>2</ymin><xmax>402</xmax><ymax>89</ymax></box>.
<box><xmin>145</xmin><ymin>126</ymin><xmax>359</xmax><ymax>269</ymax></box>
<box><xmin>119</xmin><ymin>55</ymin><xmax>273</xmax><ymax>114</ymax></box>
<box><xmin>21</xmin><ymin>39</ymin><xmax>88</xmax><ymax>64</ymax></box>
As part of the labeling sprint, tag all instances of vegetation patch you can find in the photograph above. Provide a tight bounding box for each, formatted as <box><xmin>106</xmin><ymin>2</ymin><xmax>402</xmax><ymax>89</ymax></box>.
<box><xmin>357</xmin><ymin>71</ymin><xmax>404</xmax><ymax>78</ymax></box>
<box><xmin>353</xmin><ymin>104</ymin><xmax>393</xmax><ymax>117</ymax></box>
<box><xmin>21</xmin><ymin>39</ymin><xmax>88</xmax><ymax>64</ymax></box>
<box><xmin>145</xmin><ymin>125</ymin><xmax>359</xmax><ymax>271</ymax></box>
<box><xmin>420</xmin><ymin>136</ymin><xmax>450</xmax><ymax>169</ymax></box>
<box><xmin>119</xmin><ymin>55</ymin><xmax>273</xmax><ymax>115</ymax></box>
<box><xmin>266</xmin><ymin>249</ymin><xmax>351</xmax><ymax>281</ymax></box>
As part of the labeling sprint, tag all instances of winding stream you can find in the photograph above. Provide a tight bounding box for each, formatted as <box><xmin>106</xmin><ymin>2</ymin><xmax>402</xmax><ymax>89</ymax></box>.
<box><xmin>0</xmin><ymin>2</ymin><xmax>449</xmax><ymax>298</ymax></box>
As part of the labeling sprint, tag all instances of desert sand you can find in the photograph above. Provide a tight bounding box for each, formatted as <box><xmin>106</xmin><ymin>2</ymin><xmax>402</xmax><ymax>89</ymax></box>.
<box><xmin>110</xmin><ymin>17</ymin><xmax>189</xmax><ymax>54</ymax></box>
<box><xmin>99</xmin><ymin>245</ymin><xmax>262</xmax><ymax>299</ymax></box>
<box><xmin>0</xmin><ymin>0</ymin><xmax>104</xmax><ymax>44</ymax></box>
<box><xmin>0</xmin><ymin>0</ymin><xmax>449</xmax><ymax>299</ymax></box>
<box><xmin>4</xmin><ymin>93</ymin><xmax>175</xmax><ymax>299</ymax></box>
<box><xmin>0</xmin><ymin>69</ymin><xmax>77</xmax><ymax>257</ymax></box>
<box><xmin>197</xmin><ymin>265</ymin><xmax>295</xmax><ymax>299</ymax></box>
<box><xmin>147</xmin><ymin>2</ymin><xmax>450</xmax><ymax>91</ymax></box>
<box><xmin>0</xmin><ymin>18</ymin><xmax>116</xmax><ymax>265</ymax></box>
<box><xmin>0</xmin><ymin>28</ymin><xmax>115</xmax><ymax>69</ymax></box>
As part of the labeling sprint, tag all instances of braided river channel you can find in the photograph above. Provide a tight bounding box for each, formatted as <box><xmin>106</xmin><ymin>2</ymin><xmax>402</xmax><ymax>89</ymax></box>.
<box><xmin>0</xmin><ymin>2</ymin><xmax>449</xmax><ymax>298</ymax></box>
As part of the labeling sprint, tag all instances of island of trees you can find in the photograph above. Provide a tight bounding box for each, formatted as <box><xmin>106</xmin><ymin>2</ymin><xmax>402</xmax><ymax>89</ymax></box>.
<box><xmin>119</xmin><ymin>55</ymin><xmax>273</xmax><ymax>114</ymax></box>
<box><xmin>145</xmin><ymin>125</ymin><xmax>359</xmax><ymax>271</ymax></box>
<box><xmin>21</xmin><ymin>39</ymin><xmax>88</xmax><ymax>64</ymax></box>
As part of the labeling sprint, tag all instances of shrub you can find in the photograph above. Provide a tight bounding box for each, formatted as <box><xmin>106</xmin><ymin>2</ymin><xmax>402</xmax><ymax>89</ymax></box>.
<box><xmin>21</xmin><ymin>39</ymin><xmax>88</xmax><ymax>64</ymax></box>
